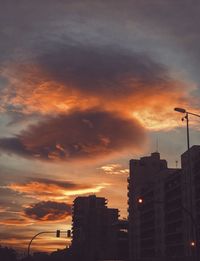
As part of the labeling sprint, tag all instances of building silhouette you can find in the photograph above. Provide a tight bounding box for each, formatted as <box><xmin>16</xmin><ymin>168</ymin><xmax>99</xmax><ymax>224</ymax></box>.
<box><xmin>115</xmin><ymin>219</ymin><xmax>129</xmax><ymax>260</ymax></box>
<box><xmin>71</xmin><ymin>195</ymin><xmax>124</xmax><ymax>261</ymax></box>
<box><xmin>128</xmin><ymin>145</ymin><xmax>200</xmax><ymax>261</ymax></box>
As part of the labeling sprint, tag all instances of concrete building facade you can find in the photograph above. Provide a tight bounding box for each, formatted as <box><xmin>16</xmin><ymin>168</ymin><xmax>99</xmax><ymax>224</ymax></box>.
<box><xmin>128</xmin><ymin>146</ymin><xmax>200</xmax><ymax>261</ymax></box>
<box><xmin>71</xmin><ymin>195</ymin><xmax>119</xmax><ymax>261</ymax></box>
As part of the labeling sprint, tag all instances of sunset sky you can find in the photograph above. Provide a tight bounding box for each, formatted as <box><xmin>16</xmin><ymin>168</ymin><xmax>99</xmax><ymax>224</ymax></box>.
<box><xmin>1</xmin><ymin>0</ymin><xmax>200</xmax><ymax>254</ymax></box>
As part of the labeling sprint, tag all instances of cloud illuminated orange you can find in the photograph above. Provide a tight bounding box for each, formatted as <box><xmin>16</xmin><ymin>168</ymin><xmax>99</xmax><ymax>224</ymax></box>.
<box><xmin>5</xmin><ymin>178</ymin><xmax>108</xmax><ymax>201</ymax></box>
<box><xmin>0</xmin><ymin>218</ymin><xmax>30</xmax><ymax>226</ymax></box>
<box><xmin>1</xmin><ymin>45</ymin><xmax>199</xmax><ymax>133</ymax></box>
<box><xmin>0</xmin><ymin>110</ymin><xmax>145</xmax><ymax>161</ymax></box>
<box><xmin>1</xmin><ymin>235</ymin><xmax>71</xmax><ymax>253</ymax></box>
<box><xmin>99</xmin><ymin>163</ymin><xmax>129</xmax><ymax>175</ymax></box>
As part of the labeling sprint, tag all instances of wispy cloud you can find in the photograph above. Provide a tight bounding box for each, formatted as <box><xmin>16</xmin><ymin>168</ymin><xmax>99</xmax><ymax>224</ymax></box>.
<box><xmin>4</xmin><ymin>178</ymin><xmax>108</xmax><ymax>201</ymax></box>
<box><xmin>99</xmin><ymin>164</ymin><xmax>129</xmax><ymax>175</ymax></box>
<box><xmin>0</xmin><ymin>217</ymin><xmax>31</xmax><ymax>226</ymax></box>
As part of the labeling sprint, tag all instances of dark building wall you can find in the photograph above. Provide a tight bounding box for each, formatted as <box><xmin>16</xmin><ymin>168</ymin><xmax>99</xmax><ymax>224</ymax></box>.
<box><xmin>71</xmin><ymin>195</ymin><xmax>119</xmax><ymax>261</ymax></box>
<box><xmin>181</xmin><ymin>145</ymin><xmax>200</xmax><ymax>259</ymax></box>
<box><xmin>164</xmin><ymin>170</ymin><xmax>186</xmax><ymax>260</ymax></box>
<box><xmin>128</xmin><ymin>152</ymin><xmax>170</xmax><ymax>261</ymax></box>
<box><xmin>128</xmin><ymin>146</ymin><xmax>200</xmax><ymax>261</ymax></box>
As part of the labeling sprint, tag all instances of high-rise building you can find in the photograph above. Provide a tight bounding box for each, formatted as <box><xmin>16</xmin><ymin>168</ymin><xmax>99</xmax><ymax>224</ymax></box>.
<box><xmin>71</xmin><ymin>195</ymin><xmax>119</xmax><ymax>261</ymax></box>
<box><xmin>128</xmin><ymin>146</ymin><xmax>200</xmax><ymax>261</ymax></box>
<box><xmin>181</xmin><ymin>145</ymin><xmax>200</xmax><ymax>259</ymax></box>
<box><xmin>128</xmin><ymin>152</ymin><xmax>173</xmax><ymax>261</ymax></box>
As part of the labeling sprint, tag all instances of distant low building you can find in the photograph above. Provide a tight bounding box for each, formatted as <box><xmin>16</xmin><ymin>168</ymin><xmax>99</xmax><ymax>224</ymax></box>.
<box><xmin>71</xmin><ymin>195</ymin><xmax>120</xmax><ymax>261</ymax></box>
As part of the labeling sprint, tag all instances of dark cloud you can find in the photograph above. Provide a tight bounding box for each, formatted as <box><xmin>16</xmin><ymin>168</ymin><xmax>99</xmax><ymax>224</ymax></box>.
<box><xmin>0</xmin><ymin>187</ymin><xmax>23</xmax><ymax>212</ymax></box>
<box><xmin>124</xmin><ymin>1</ymin><xmax>200</xmax><ymax>83</ymax></box>
<box><xmin>37</xmin><ymin>43</ymin><xmax>170</xmax><ymax>98</ymax></box>
<box><xmin>0</xmin><ymin>0</ymin><xmax>200</xmax><ymax>80</ymax></box>
<box><xmin>0</xmin><ymin>1</ymin><xmax>196</xmax><ymax>117</ymax></box>
<box><xmin>0</xmin><ymin>137</ymin><xmax>32</xmax><ymax>157</ymax></box>
<box><xmin>0</xmin><ymin>110</ymin><xmax>145</xmax><ymax>161</ymax></box>
<box><xmin>130</xmin><ymin>1</ymin><xmax>200</xmax><ymax>39</ymax></box>
<box><xmin>28</xmin><ymin>177</ymin><xmax>89</xmax><ymax>190</ymax></box>
<box><xmin>24</xmin><ymin>201</ymin><xmax>71</xmax><ymax>221</ymax></box>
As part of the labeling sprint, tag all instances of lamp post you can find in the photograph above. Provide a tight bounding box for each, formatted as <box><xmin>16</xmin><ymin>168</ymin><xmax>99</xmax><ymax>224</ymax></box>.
<box><xmin>174</xmin><ymin>107</ymin><xmax>200</xmax><ymax>261</ymax></box>
<box><xmin>174</xmin><ymin>107</ymin><xmax>200</xmax><ymax>151</ymax></box>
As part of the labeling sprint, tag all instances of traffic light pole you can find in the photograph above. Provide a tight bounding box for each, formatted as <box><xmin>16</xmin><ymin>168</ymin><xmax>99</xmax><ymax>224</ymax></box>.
<box><xmin>28</xmin><ymin>231</ymin><xmax>55</xmax><ymax>257</ymax></box>
<box><xmin>27</xmin><ymin>230</ymin><xmax>71</xmax><ymax>257</ymax></box>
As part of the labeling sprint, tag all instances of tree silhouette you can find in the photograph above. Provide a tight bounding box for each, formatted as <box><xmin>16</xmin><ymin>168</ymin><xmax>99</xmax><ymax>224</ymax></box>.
<box><xmin>0</xmin><ymin>245</ymin><xmax>17</xmax><ymax>261</ymax></box>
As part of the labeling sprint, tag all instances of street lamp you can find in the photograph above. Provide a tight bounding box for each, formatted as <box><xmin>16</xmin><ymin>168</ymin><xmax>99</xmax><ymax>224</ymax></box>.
<box><xmin>174</xmin><ymin>107</ymin><xmax>200</xmax><ymax>118</ymax></box>
<box><xmin>174</xmin><ymin>107</ymin><xmax>200</xmax><ymax>151</ymax></box>
<box><xmin>174</xmin><ymin>107</ymin><xmax>186</xmax><ymax>114</ymax></box>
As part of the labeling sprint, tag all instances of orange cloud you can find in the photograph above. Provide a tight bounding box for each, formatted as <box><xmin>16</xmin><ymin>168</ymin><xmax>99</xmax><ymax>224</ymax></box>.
<box><xmin>1</xmin><ymin>67</ymin><xmax>196</xmax><ymax>131</ymax></box>
<box><xmin>0</xmin><ymin>210</ymin><xmax>34</xmax><ymax>226</ymax></box>
<box><xmin>1</xmin><ymin>45</ymin><xmax>199</xmax><ymax>133</ymax></box>
<box><xmin>0</xmin><ymin>206</ymin><xmax>8</xmax><ymax>213</ymax></box>
<box><xmin>1</xmin><ymin>235</ymin><xmax>71</xmax><ymax>253</ymax></box>
<box><xmin>5</xmin><ymin>178</ymin><xmax>108</xmax><ymax>201</ymax></box>
<box><xmin>0</xmin><ymin>217</ymin><xmax>31</xmax><ymax>226</ymax></box>
<box><xmin>28</xmin><ymin>236</ymin><xmax>71</xmax><ymax>253</ymax></box>
<box><xmin>1</xmin><ymin>237</ymin><xmax>29</xmax><ymax>250</ymax></box>
<box><xmin>1</xmin><ymin>66</ymin><xmax>98</xmax><ymax>115</ymax></box>
<box><xmin>99</xmin><ymin>164</ymin><xmax>129</xmax><ymax>175</ymax></box>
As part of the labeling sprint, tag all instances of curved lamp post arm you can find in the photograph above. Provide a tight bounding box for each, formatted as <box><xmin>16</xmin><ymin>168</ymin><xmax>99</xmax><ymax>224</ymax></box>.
<box><xmin>27</xmin><ymin>231</ymin><xmax>55</xmax><ymax>256</ymax></box>
<box><xmin>188</xmin><ymin>112</ymin><xmax>200</xmax><ymax>118</ymax></box>
<box><xmin>27</xmin><ymin>230</ymin><xmax>71</xmax><ymax>257</ymax></box>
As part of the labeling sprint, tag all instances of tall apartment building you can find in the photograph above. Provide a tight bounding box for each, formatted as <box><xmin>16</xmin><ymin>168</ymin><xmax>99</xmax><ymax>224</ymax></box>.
<box><xmin>128</xmin><ymin>146</ymin><xmax>200</xmax><ymax>261</ymax></box>
<box><xmin>71</xmin><ymin>195</ymin><xmax>119</xmax><ymax>261</ymax></box>
<box><xmin>181</xmin><ymin>145</ymin><xmax>200</xmax><ymax>259</ymax></box>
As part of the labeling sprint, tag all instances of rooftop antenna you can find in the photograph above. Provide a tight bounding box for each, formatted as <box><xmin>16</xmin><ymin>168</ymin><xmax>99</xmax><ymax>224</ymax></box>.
<box><xmin>175</xmin><ymin>160</ymin><xmax>178</xmax><ymax>168</ymax></box>
<box><xmin>156</xmin><ymin>136</ymin><xmax>159</xmax><ymax>152</ymax></box>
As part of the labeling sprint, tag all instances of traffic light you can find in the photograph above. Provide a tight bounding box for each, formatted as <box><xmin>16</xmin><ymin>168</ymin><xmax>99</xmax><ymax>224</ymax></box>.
<box><xmin>56</xmin><ymin>230</ymin><xmax>60</xmax><ymax>238</ymax></box>
<box><xmin>67</xmin><ymin>230</ymin><xmax>71</xmax><ymax>238</ymax></box>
